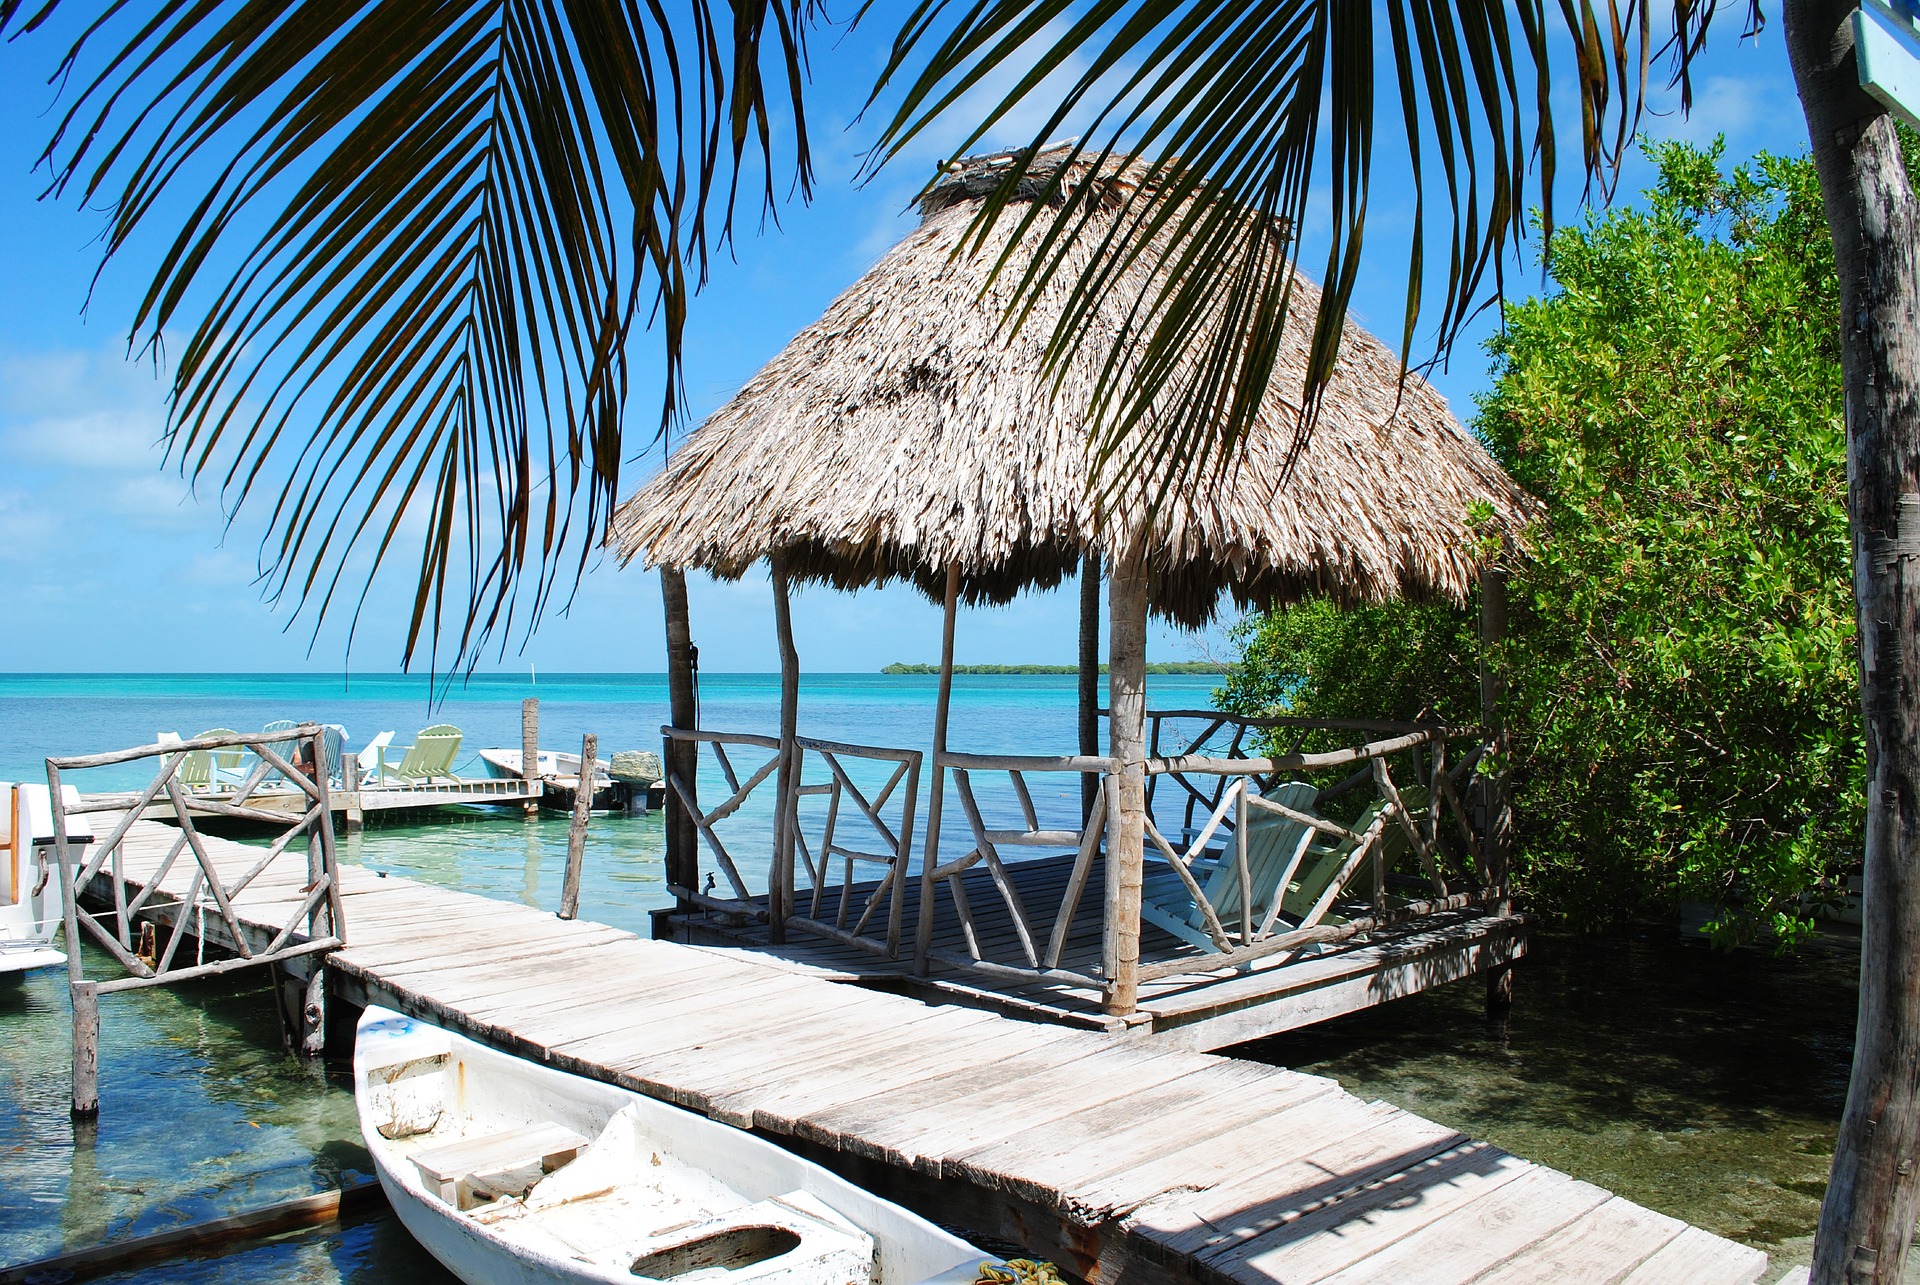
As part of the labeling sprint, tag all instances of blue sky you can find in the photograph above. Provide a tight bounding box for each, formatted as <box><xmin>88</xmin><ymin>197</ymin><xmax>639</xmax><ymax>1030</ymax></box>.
<box><xmin>0</xmin><ymin>6</ymin><xmax>1809</xmax><ymax>675</ymax></box>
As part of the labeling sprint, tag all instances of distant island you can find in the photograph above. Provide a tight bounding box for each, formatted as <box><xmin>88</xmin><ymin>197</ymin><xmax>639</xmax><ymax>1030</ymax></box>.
<box><xmin>881</xmin><ymin>661</ymin><xmax>1226</xmax><ymax>675</ymax></box>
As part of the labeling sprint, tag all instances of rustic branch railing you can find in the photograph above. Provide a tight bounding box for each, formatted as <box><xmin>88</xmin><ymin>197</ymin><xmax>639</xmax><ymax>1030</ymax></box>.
<box><xmin>785</xmin><ymin>737</ymin><xmax>922</xmax><ymax>958</ymax></box>
<box><xmin>907</xmin><ymin>715</ymin><xmax>1501</xmax><ymax>1006</ymax></box>
<box><xmin>47</xmin><ymin>726</ymin><xmax>348</xmax><ymax>1113</ymax></box>
<box><xmin>913</xmin><ymin>751</ymin><xmax>1114</xmax><ymax>987</ymax></box>
<box><xmin>661</xmin><ymin>711</ymin><xmax>1507</xmax><ymax>1017</ymax></box>
<box><xmin>659</xmin><ymin>727</ymin><xmax>783</xmax><ymax>920</ymax></box>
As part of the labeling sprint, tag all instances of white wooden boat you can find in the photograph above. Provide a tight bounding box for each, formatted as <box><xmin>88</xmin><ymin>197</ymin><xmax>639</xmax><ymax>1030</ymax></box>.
<box><xmin>478</xmin><ymin>748</ymin><xmax>611</xmax><ymax>785</ymax></box>
<box><xmin>355</xmin><ymin>1007</ymin><xmax>990</xmax><ymax>1285</ymax></box>
<box><xmin>0</xmin><ymin>783</ymin><xmax>86</xmax><ymax>976</ymax></box>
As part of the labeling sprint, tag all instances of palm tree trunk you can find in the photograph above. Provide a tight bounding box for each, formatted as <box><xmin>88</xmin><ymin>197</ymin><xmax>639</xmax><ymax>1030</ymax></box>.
<box><xmin>1788</xmin><ymin>4</ymin><xmax>1920</xmax><ymax>1279</ymax></box>
<box><xmin>1079</xmin><ymin>553</ymin><xmax>1102</xmax><ymax>826</ymax></box>
<box><xmin>662</xmin><ymin>567</ymin><xmax>699</xmax><ymax>910</ymax></box>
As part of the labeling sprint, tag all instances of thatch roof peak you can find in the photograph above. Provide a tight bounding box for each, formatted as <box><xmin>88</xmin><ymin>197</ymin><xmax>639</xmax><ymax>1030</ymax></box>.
<box><xmin>610</xmin><ymin>147</ymin><xmax>1536</xmax><ymax>625</ymax></box>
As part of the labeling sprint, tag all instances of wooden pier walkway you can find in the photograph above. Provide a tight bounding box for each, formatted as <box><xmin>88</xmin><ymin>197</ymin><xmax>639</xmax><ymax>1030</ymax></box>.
<box><xmin>80</xmin><ymin>814</ymin><xmax>1769</xmax><ymax>1285</ymax></box>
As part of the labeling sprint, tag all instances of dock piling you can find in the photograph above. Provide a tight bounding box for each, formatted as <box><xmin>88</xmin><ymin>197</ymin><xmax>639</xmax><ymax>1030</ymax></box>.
<box><xmin>559</xmin><ymin>733</ymin><xmax>597</xmax><ymax>920</ymax></box>
<box><xmin>71</xmin><ymin>979</ymin><xmax>99</xmax><ymax>1117</ymax></box>
<box><xmin>522</xmin><ymin>698</ymin><xmax>541</xmax><ymax>817</ymax></box>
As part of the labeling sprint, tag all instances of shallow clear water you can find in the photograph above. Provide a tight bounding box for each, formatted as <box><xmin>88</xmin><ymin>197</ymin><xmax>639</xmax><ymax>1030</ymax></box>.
<box><xmin>0</xmin><ymin>672</ymin><xmax>1876</xmax><ymax>1283</ymax></box>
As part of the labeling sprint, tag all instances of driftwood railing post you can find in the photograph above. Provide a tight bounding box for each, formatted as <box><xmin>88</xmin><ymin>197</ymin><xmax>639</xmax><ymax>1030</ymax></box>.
<box><xmin>770</xmin><ymin>556</ymin><xmax>801</xmax><ymax>944</ymax></box>
<box><xmin>1479</xmin><ymin>566</ymin><xmax>1515</xmax><ymax>1013</ymax></box>
<box><xmin>521</xmin><ymin>698</ymin><xmax>540</xmax><ymax>817</ymax></box>
<box><xmin>301</xmin><ymin>728</ymin><xmax>337</xmax><ymax>1056</ymax></box>
<box><xmin>1079</xmin><ymin>553</ymin><xmax>1102</xmax><ymax>826</ymax></box>
<box><xmin>560</xmin><ymin>733</ymin><xmax>598</xmax><ymax>920</ymax></box>
<box><xmin>914</xmin><ymin>564</ymin><xmax>962</xmax><ymax>975</ymax></box>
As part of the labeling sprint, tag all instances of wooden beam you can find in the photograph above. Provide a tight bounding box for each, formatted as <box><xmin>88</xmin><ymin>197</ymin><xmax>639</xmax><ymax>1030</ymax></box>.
<box><xmin>1479</xmin><ymin>565</ymin><xmax>1514</xmax><ymax>1013</ymax></box>
<box><xmin>770</xmin><ymin>554</ymin><xmax>801</xmax><ymax>944</ymax></box>
<box><xmin>915</xmin><ymin>563</ymin><xmax>962</xmax><ymax>975</ymax></box>
<box><xmin>1103</xmin><ymin>550</ymin><xmax>1148</xmax><ymax>1016</ymax></box>
<box><xmin>560</xmin><ymin>733</ymin><xmax>598</xmax><ymax>920</ymax></box>
<box><xmin>1079</xmin><ymin>552</ymin><xmax>1102</xmax><ymax>826</ymax></box>
<box><xmin>662</xmin><ymin>567</ymin><xmax>700</xmax><ymax>913</ymax></box>
<box><xmin>521</xmin><ymin>697</ymin><xmax>540</xmax><ymax>817</ymax></box>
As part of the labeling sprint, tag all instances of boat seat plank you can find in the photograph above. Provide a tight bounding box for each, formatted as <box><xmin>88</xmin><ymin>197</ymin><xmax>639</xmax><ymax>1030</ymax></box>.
<box><xmin>409</xmin><ymin>1121</ymin><xmax>589</xmax><ymax>1209</ymax></box>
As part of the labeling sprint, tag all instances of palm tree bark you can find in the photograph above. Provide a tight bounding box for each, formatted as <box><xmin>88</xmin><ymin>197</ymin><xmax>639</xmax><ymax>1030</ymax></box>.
<box><xmin>1788</xmin><ymin>3</ymin><xmax>1920</xmax><ymax>1279</ymax></box>
<box><xmin>662</xmin><ymin>567</ymin><xmax>700</xmax><ymax>911</ymax></box>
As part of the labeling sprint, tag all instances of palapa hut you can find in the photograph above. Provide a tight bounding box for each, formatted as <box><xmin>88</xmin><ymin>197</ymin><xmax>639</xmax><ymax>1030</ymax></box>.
<box><xmin>610</xmin><ymin>146</ymin><xmax>1537</xmax><ymax>1043</ymax></box>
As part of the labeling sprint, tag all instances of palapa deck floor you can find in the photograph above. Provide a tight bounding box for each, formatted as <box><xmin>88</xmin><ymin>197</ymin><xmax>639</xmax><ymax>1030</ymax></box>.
<box><xmin>80</xmin><ymin>815</ymin><xmax>1765</xmax><ymax>1285</ymax></box>
<box><xmin>662</xmin><ymin>851</ymin><xmax>1529</xmax><ymax>1050</ymax></box>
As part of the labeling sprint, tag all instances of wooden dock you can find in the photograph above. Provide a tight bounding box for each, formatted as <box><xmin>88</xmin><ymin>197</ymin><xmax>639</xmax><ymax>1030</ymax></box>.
<box><xmin>662</xmin><ymin>850</ymin><xmax>1527</xmax><ymax>1050</ymax></box>
<box><xmin>77</xmin><ymin>814</ymin><xmax>1768</xmax><ymax>1285</ymax></box>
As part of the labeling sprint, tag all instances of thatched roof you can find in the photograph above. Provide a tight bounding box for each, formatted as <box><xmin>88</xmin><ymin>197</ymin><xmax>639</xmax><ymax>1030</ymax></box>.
<box><xmin>609</xmin><ymin>147</ymin><xmax>1536</xmax><ymax>625</ymax></box>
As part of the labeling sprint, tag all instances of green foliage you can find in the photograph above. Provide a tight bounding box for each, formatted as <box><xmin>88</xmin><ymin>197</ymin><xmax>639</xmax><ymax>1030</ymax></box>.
<box><xmin>1220</xmin><ymin>141</ymin><xmax>1864</xmax><ymax>945</ymax></box>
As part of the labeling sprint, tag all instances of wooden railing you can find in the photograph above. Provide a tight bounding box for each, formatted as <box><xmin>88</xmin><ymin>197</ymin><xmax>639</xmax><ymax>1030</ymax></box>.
<box><xmin>659</xmin><ymin>711</ymin><xmax>1505</xmax><ymax>1015</ymax></box>
<box><xmin>659</xmin><ymin>727</ymin><xmax>783</xmax><ymax>919</ymax></box>
<box><xmin>786</xmin><ymin>737</ymin><xmax>921</xmax><ymax>958</ymax></box>
<box><xmin>46</xmin><ymin>726</ymin><xmax>349</xmax><ymax>1112</ymax></box>
<box><xmin>912</xmin><ymin>751</ymin><xmax>1114</xmax><ymax>986</ymax></box>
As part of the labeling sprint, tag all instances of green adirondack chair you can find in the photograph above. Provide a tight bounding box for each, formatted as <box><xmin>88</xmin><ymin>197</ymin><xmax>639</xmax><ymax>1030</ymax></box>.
<box><xmin>178</xmin><ymin>729</ymin><xmax>246</xmax><ymax>792</ymax></box>
<box><xmin>378</xmin><ymin>725</ymin><xmax>464</xmax><ymax>784</ymax></box>
<box><xmin>1140</xmin><ymin>780</ymin><xmax>1321</xmax><ymax>952</ymax></box>
<box><xmin>1280</xmin><ymin>783</ymin><xmax>1433</xmax><ymax>929</ymax></box>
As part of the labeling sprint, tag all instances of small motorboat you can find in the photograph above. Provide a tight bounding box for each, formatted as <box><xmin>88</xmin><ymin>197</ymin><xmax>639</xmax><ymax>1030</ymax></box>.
<box><xmin>355</xmin><ymin>1007</ymin><xmax>990</xmax><ymax>1285</ymax></box>
<box><xmin>477</xmin><ymin>748</ymin><xmax>609</xmax><ymax>784</ymax></box>
<box><xmin>0</xmin><ymin>783</ymin><xmax>88</xmax><ymax>976</ymax></box>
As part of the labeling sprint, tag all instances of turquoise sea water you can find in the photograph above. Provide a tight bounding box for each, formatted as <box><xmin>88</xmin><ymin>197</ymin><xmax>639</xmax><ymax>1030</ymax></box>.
<box><xmin>0</xmin><ymin>670</ymin><xmax>1220</xmax><ymax>1280</ymax></box>
<box><xmin>0</xmin><ymin>671</ymin><xmax>1865</xmax><ymax>1283</ymax></box>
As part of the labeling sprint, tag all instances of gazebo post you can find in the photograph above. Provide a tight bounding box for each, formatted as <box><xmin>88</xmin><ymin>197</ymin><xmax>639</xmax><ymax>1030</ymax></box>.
<box><xmin>914</xmin><ymin>563</ymin><xmax>962</xmax><ymax>976</ymax></box>
<box><xmin>1078</xmin><ymin>553</ymin><xmax>1102</xmax><ymax>826</ymax></box>
<box><xmin>770</xmin><ymin>555</ymin><xmax>800</xmax><ymax>945</ymax></box>
<box><xmin>1479</xmin><ymin>565</ymin><xmax>1514</xmax><ymax>1013</ymax></box>
<box><xmin>1102</xmin><ymin>550</ymin><xmax>1149</xmax><ymax>1016</ymax></box>
<box><xmin>662</xmin><ymin>568</ymin><xmax>699</xmax><ymax>912</ymax></box>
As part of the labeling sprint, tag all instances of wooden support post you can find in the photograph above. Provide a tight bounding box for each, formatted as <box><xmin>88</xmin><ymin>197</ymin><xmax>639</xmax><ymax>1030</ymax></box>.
<box><xmin>521</xmin><ymin>697</ymin><xmax>540</xmax><ymax>817</ymax></box>
<box><xmin>1479</xmin><ymin>566</ymin><xmax>1515</xmax><ymax>1013</ymax></box>
<box><xmin>770</xmin><ymin>556</ymin><xmax>801</xmax><ymax>945</ymax></box>
<box><xmin>914</xmin><ymin>564</ymin><xmax>962</xmax><ymax>975</ymax></box>
<box><xmin>1102</xmin><ymin>551</ymin><xmax>1148</xmax><ymax>1017</ymax></box>
<box><xmin>560</xmin><ymin>733</ymin><xmax>598</xmax><ymax>920</ymax></box>
<box><xmin>71</xmin><ymin>979</ymin><xmax>99</xmax><ymax>1117</ymax></box>
<box><xmin>1078</xmin><ymin>553</ymin><xmax>1102</xmax><ymax>827</ymax></box>
<box><xmin>303</xmin><ymin>729</ymin><xmax>337</xmax><ymax>1056</ymax></box>
<box><xmin>663</xmin><ymin>568</ymin><xmax>700</xmax><ymax>913</ymax></box>
<box><xmin>343</xmin><ymin>755</ymin><xmax>363</xmax><ymax>834</ymax></box>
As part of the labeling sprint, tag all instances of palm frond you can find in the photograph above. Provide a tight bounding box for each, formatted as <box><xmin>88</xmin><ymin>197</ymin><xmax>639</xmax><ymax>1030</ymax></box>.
<box><xmin>863</xmin><ymin>0</ymin><xmax>1760</xmax><ymax>508</ymax></box>
<box><xmin>2</xmin><ymin>0</ymin><xmax>814</xmax><ymax>670</ymax></box>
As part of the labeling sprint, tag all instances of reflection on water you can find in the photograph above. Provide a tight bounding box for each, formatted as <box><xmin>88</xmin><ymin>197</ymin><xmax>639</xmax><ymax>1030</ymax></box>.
<box><xmin>1234</xmin><ymin>931</ymin><xmax>1869</xmax><ymax>1283</ymax></box>
<box><xmin>342</xmin><ymin>807</ymin><xmax>673</xmax><ymax>933</ymax></box>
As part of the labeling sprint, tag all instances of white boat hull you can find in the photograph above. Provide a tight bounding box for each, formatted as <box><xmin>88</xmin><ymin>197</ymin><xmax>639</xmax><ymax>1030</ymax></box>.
<box><xmin>355</xmin><ymin>1007</ymin><xmax>988</xmax><ymax>1285</ymax></box>
<box><xmin>0</xmin><ymin>783</ymin><xmax>81</xmax><ymax>976</ymax></box>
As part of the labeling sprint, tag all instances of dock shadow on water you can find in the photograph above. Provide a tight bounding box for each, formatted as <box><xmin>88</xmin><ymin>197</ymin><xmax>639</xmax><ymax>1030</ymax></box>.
<box><xmin>1231</xmin><ymin>930</ymin><xmax>1863</xmax><ymax>1282</ymax></box>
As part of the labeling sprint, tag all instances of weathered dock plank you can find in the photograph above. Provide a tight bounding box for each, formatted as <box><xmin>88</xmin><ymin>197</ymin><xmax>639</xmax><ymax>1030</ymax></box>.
<box><xmin>82</xmin><ymin>814</ymin><xmax>1765</xmax><ymax>1285</ymax></box>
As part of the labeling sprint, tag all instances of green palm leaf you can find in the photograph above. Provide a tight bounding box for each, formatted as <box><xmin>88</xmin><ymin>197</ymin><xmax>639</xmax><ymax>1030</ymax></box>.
<box><xmin>864</xmin><ymin>0</ymin><xmax>1761</xmax><ymax>502</ymax></box>
<box><xmin>1</xmin><ymin>0</ymin><xmax>814</xmax><ymax>670</ymax></box>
